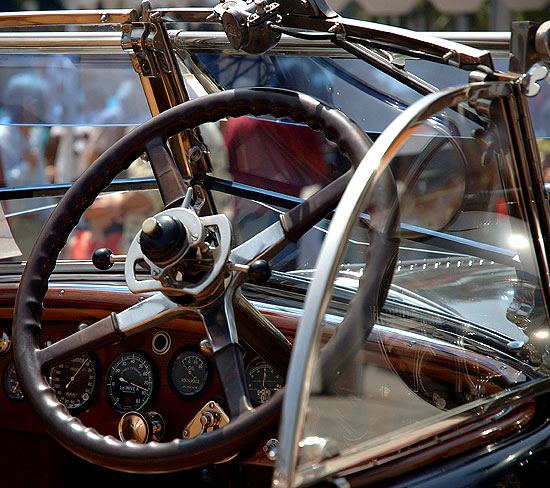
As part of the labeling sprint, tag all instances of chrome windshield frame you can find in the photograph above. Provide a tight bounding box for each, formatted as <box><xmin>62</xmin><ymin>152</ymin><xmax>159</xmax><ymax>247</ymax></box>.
<box><xmin>0</xmin><ymin>6</ymin><xmax>492</xmax><ymax>66</ymax></box>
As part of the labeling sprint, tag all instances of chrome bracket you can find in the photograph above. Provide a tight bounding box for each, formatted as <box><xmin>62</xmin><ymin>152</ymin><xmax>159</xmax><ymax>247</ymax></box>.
<box><xmin>182</xmin><ymin>400</ymin><xmax>230</xmax><ymax>439</ymax></box>
<box><xmin>120</xmin><ymin>1</ymin><xmax>173</xmax><ymax>77</ymax></box>
<box><xmin>121</xmin><ymin>20</ymin><xmax>172</xmax><ymax>78</ymax></box>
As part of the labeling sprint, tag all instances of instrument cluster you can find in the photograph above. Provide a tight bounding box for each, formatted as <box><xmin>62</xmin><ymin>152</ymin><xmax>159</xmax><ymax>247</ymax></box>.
<box><xmin>1</xmin><ymin>325</ymin><xmax>284</xmax><ymax>440</ymax></box>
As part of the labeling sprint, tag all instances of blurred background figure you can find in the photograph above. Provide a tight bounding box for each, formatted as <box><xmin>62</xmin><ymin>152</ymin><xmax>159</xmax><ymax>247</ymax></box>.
<box><xmin>0</xmin><ymin>72</ymin><xmax>53</xmax><ymax>257</ymax></box>
<box><xmin>63</xmin><ymin>79</ymin><xmax>159</xmax><ymax>259</ymax></box>
<box><xmin>221</xmin><ymin>57</ymin><xmax>343</xmax><ymax>268</ymax></box>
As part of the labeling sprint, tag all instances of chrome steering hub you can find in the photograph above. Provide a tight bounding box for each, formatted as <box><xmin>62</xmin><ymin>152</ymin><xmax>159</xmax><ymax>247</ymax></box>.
<box><xmin>125</xmin><ymin>206</ymin><xmax>232</xmax><ymax>300</ymax></box>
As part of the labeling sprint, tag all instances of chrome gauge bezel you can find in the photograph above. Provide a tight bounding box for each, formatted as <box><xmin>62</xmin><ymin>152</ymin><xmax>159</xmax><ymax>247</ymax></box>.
<box><xmin>104</xmin><ymin>350</ymin><xmax>156</xmax><ymax>413</ymax></box>
<box><xmin>167</xmin><ymin>345</ymin><xmax>213</xmax><ymax>401</ymax></box>
<box><xmin>3</xmin><ymin>359</ymin><xmax>24</xmax><ymax>401</ymax></box>
<box><xmin>48</xmin><ymin>352</ymin><xmax>100</xmax><ymax>414</ymax></box>
<box><xmin>245</xmin><ymin>357</ymin><xmax>284</xmax><ymax>406</ymax></box>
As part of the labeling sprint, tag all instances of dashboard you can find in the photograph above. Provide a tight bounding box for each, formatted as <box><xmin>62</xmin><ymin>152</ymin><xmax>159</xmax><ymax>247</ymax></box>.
<box><xmin>0</xmin><ymin>279</ymin><xmax>532</xmax><ymax>487</ymax></box>
<box><xmin>0</xmin><ymin>284</ymin><xmax>292</xmax><ymax>451</ymax></box>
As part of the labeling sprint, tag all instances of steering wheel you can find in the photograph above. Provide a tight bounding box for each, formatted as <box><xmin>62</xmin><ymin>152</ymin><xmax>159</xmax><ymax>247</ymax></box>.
<box><xmin>12</xmin><ymin>87</ymin><xmax>373</xmax><ymax>473</ymax></box>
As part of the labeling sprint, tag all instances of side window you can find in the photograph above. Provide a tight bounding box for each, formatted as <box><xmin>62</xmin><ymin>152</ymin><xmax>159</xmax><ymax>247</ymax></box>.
<box><xmin>0</xmin><ymin>53</ymin><xmax>152</xmax><ymax>260</ymax></box>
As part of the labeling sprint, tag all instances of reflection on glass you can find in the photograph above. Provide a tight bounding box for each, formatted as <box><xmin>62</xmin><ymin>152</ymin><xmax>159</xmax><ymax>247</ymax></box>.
<box><xmin>295</xmin><ymin>103</ymin><xmax>549</xmax><ymax>483</ymax></box>
<box><xmin>213</xmin><ymin>114</ymin><xmax>349</xmax><ymax>271</ymax></box>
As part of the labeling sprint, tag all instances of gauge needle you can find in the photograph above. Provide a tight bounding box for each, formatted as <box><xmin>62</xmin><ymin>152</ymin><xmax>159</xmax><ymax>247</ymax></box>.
<box><xmin>118</xmin><ymin>376</ymin><xmax>148</xmax><ymax>391</ymax></box>
<box><xmin>65</xmin><ymin>359</ymin><xmax>88</xmax><ymax>389</ymax></box>
<box><xmin>186</xmin><ymin>366</ymin><xmax>198</xmax><ymax>381</ymax></box>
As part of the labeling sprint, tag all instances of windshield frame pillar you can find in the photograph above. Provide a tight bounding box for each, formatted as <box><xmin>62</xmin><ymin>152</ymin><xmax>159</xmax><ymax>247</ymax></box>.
<box><xmin>498</xmin><ymin>81</ymin><xmax>550</xmax><ymax>319</ymax></box>
<box><xmin>121</xmin><ymin>10</ymin><xmax>216</xmax><ymax>213</ymax></box>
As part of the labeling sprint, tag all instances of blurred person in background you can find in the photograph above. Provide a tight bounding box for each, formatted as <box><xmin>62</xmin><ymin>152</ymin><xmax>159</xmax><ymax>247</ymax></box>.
<box><xmin>0</xmin><ymin>72</ymin><xmax>53</xmax><ymax>258</ymax></box>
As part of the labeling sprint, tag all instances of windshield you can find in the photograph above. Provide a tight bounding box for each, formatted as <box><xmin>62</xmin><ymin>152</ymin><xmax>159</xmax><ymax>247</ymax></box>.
<box><xmin>1</xmin><ymin>34</ymin><xmax>549</xmax><ymax>334</ymax></box>
<box><xmin>277</xmin><ymin>82</ymin><xmax>550</xmax><ymax>486</ymax></box>
<box><xmin>1</xmin><ymin>20</ymin><xmax>548</xmax><ymax>329</ymax></box>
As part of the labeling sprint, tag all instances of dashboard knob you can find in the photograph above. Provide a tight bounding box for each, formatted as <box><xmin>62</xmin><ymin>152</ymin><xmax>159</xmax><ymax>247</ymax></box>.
<box><xmin>248</xmin><ymin>259</ymin><xmax>271</xmax><ymax>283</ymax></box>
<box><xmin>92</xmin><ymin>247</ymin><xmax>114</xmax><ymax>270</ymax></box>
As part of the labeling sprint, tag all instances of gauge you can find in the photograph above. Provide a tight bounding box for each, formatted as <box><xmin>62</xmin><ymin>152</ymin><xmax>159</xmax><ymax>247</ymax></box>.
<box><xmin>105</xmin><ymin>351</ymin><xmax>155</xmax><ymax>413</ymax></box>
<box><xmin>168</xmin><ymin>346</ymin><xmax>213</xmax><ymax>400</ymax></box>
<box><xmin>246</xmin><ymin>358</ymin><xmax>283</xmax><ymax>405</ymax></box>
<box><xmin>48</xmin><ymin>353</ymin><xmax>99</xmax><ymax>414</ymax></box>
<box><xmin>3</xmin><ymin>359</ymin><xmax>24</xmax><ymax>401</ymax></box>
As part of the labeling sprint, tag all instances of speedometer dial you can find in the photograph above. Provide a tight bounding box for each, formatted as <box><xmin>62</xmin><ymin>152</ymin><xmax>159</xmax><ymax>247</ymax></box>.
<box><xmin>48</xmin><ymin>353</ymin><xmax>99</xmax><ymax>414</ymax></box>
<box><xmin>105</xmin><ymin>351</ymin><xmax>155</xmax><ymax>413</ymax></box>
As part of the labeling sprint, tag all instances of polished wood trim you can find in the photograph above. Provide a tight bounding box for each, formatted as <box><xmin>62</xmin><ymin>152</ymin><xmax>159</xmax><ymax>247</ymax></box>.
<box><xmin>0</xmin><ymin>10</ymin><xmax>138</xmax><ymax>26</ymax></box>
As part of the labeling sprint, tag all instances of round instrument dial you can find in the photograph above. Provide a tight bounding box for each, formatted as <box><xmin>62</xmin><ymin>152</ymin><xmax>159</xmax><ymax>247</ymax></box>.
<box><xmin>168</xmin><ymin>346</ymin><xmax>213</xmax><ymax>400</ymax></box>
<box><xmin>3</xmin><ymin>360</ymin><xmax>24</xmax><ymax>401</ymax></box>
<box><xmin>48</xmin><ymin>353</ymin><xmax>99</xmax><ymax>414</ymax></box>
<box><xmin>246</xmin><ymin>358</ymin><xmax>283</xmax><ymax>405</ymax></box>
<box><xmin>105</xmin><ymin>351</ymin><xmax>155</xmax><ymax>413</ymax></box>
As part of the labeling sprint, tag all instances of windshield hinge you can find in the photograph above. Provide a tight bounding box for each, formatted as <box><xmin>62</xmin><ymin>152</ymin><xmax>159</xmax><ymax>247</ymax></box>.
<box><xmin>120</xmin><ymin>0</ymin><xmax>172</xmax><ymax>78</ymax></box>
<box><xmin>121</xmin><ymin>21</ymin><xmax>171</xmax><ymax>78</ymax></box>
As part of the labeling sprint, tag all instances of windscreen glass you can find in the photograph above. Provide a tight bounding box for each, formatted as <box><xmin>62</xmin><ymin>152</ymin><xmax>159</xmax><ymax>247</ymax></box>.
<box><xmin>290</xmin><ymin>87</ymin><xmax>550</xmax><ymax>486</ymax></box>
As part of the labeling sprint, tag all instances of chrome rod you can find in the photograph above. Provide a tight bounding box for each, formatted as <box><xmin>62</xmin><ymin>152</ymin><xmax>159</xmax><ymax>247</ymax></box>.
<box><xmin>0</xmin><ymin>29</ymin><xmax>510</xmax><ymax>56</ymax></box>
<box><xmin>0</xmin><ymin>31</ymin><xmax>123</xmax><ymax>54</ymax></box>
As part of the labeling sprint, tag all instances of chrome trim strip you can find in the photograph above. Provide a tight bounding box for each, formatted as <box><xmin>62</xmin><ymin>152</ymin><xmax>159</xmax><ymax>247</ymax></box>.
<box><xmin>0</xmin><ymin>31</ymin><xmax>123</xmax><ymax>54</ymax></box>
<box><xmin>429</xmin><ymin>31</ymin><xmax>510</xmax><ymax>52</ymax></box>
<box><xmin>273</xmin><ymin>81</ymin><xmax>511</xmax><ymax>488</ymax></box>
<box><xmin>0</xmin><ymin>29</ymin><xmax>507</xmax><ymax>57</ymax></box>
<box><xmin>149</xmin><ymin>7</ymin><xmax>214</xmax><ymax>23</ymax></box>
<box><xmin>172</xmin><ymin>31</ymin><xmax>353</xmax><ymax>57</ymax></box>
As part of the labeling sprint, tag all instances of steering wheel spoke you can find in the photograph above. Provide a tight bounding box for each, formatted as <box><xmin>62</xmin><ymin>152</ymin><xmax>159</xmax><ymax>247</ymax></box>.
<box><xmin>199</xmin><ymin>294</ymin><xmax>253</xmax><ymax>418</ymax></box>
<box><xmin>211</xmin><ymin>343</ymin><xmax>253</xmax><ymax>418</ymax></box>
<box><xmin>230</xmin><ymin>220</ymin><xmax>288</xmax><ymax>268</ymax></box>
<box><xmin>115</xmin><ymin>292</ymin><xmax>187</xmax><ymax>335</ymax></box>
<box><xmin>144</xmin><ymin>136</ymin><xmax>190</xmax><ymax>208</ymax></box>
<box><xmin>36</xmin><ymin>314</ymin><xmax>122</xmax><ymax>369</ymax></box>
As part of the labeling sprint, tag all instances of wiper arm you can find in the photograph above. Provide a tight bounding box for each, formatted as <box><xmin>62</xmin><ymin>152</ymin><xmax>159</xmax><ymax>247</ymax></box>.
<box><xmin>399</xmin><ymin>221</ymin><xmax>520</xmax><ymax>267</ymax></box>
